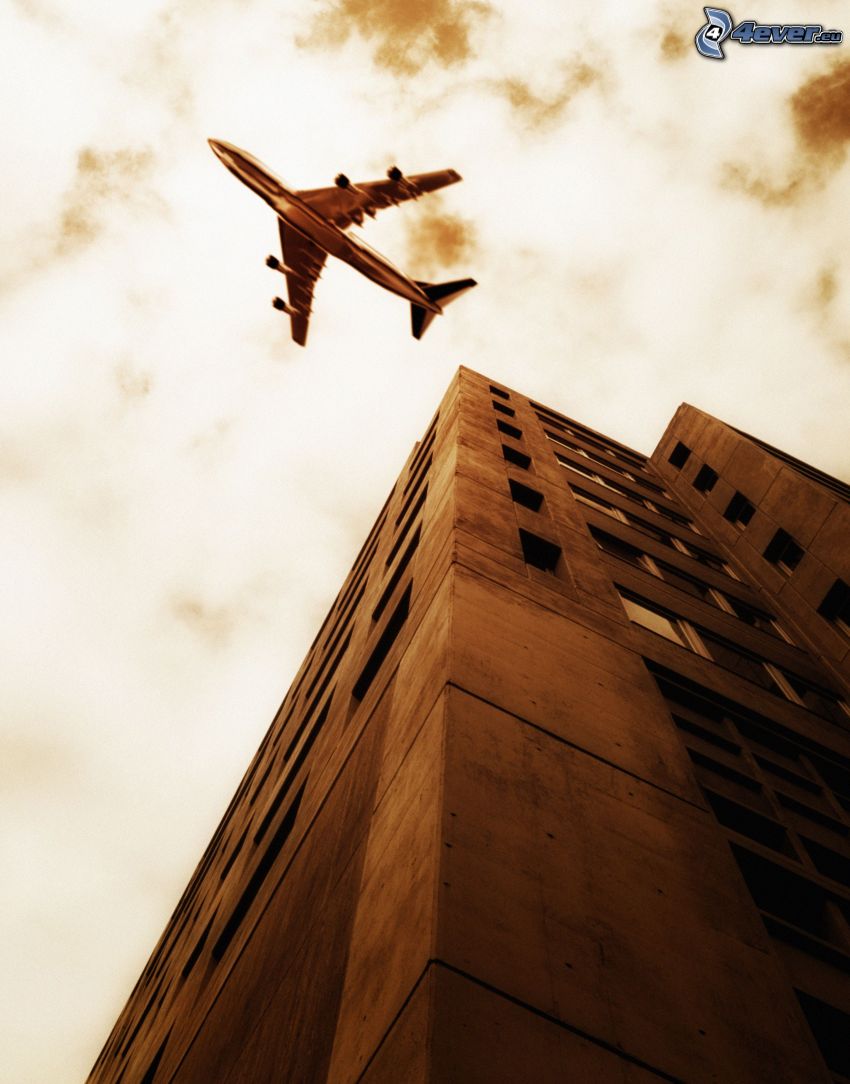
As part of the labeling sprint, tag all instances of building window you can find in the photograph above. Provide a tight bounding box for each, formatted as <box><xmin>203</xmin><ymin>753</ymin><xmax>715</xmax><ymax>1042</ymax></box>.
<box><xmin>692</xmin><ymin>465</ymin><xmax>718</xmax><ymax>493</ymax></box>
<box><xmin>769</xmin><ymin>667</ymin><xmax>850</xmax><ymax>727</ymax></box>
<box><xmin>818</xmin><ymin>578</ymin><xmax>850</xmax><ymax>637</ymax></box>
<box><xmin>655</xmin><ymin>562</ymin><xmax>715</xmax><ymax>602</ymax></box>
<box><xmin>724</xmin><ymin>596</ymin><xmax>790</xmax><ymax>641</ymax></box>
<box><xmin>353</xmin><ymin>583</ymin><xmax>412</xmax><ymax>700</ymax></box>
<box><xmin>795</xmin><ymin>991</ymin><xmax>850</xmax><ymax>1078</ymax></box>
<box><xmin>509</xmin><ymin>479</ymin><xmax>544</xmax><ymax>511</ymax></box>
<box><xmin>489</xmin><ymin>385</ymin><xmax>510</xmax><ymax>399</ymax></box>
<box><xmin>649</xmin><ymin>503</ymin><xmax>693</xmax><ymax>527</ymax></box>
<box><xmin>571</xmin><ymin>488</ymin><xmax>627</xmax><ymax>522</ymax></box>
<box><xmin>698</xmin><ymin>630</ymin><xmax>777</xmax><ymax>690</ymax></box>
<box><xmin>519</xmin><ymin>529</ymin><xmax>561</xmax><ymax>572</ymax></box>
<box><xmin>497</xmin><ymin>419</ymin><xmax>522</xmax><ymax>440</ymax></box>
<box><xmin>723</xmin><ymin>492</ymin><xmax>755</xmax><ymax>528</ymax></box>
<box><xmin>557</xmin><ymin>454</ymin><xmax>597</xmax><ymax>480</ymax></box>
<box><xmin>763</xmin><ymin>529</ymin><xmax>804</xmax><ymax>574</ymax></box>
<box><xmin>591</xmin><ymin>528</ymin><xmax>653</xmax><ymax>571</ymax></box>
<box><xmin>729</xmin><ymin>845</ymin><xmax>842</xmax><ymax>944</ymax></box>
<box><xmin>618</xmin><ymin>590</ymin><xmax>704</xmax><ymax>651</ymax></box>
<box><xmin>668</xmin><ymin>441</ymin><xmax>691</xmax><ymax>468</ymax></box>
<box><xmin>493</xmin><ymin>401</ymin><xmax>516</xmax><ymax>417</ymax></box>
<box><xmin>502</xmin><ymin>445</ymin><xmax>531</xmax><ymax>470</ymax></box>
<box><xmin>557</xmin><ymin>454</ymin><xmax>644</xmax><ymax>503</ymax></box>
<box><xmin>545</xmin><ymin>428</ymin><xmax>581</xmax><ymax>452</ymax></box>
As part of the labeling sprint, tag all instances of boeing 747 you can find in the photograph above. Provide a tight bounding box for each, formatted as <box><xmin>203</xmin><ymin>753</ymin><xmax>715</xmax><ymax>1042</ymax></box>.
<box><xmin>209</xmin><ymin>139</ymin><xmax>477</xmax><ymax>346</ymax></box>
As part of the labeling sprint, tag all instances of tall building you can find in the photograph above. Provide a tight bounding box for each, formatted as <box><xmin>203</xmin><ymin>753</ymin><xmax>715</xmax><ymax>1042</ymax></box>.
<box><xmin>90</xmin><ymin>368</ymin><xmax>850</xmax><ymax>1084</ymax></box>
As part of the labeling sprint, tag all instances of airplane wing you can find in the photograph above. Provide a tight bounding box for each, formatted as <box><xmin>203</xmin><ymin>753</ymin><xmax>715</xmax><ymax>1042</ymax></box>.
<box><xmin>296</xmin><ymin>169</ymin><xmax>462</xmax><ymax>229</ymax></box>
<box><xmin>279</xmin><ymin>221</ymin><xmax>327</xmax><ymax>346</ymax></box>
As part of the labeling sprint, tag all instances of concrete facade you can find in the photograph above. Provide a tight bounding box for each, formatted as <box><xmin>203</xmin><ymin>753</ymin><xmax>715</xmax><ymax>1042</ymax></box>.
<box><xmin>90</xmin><ymin>369</ymin><xmax>850</xmax><ymax>1083</ymax></box>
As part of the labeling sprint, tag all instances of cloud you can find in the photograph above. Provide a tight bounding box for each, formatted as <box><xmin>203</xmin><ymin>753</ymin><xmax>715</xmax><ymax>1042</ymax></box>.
<box><xmin>489</xmin><ymin>60</ymin><xmax>603</xmax><ymax>130</ymax></box>
<box><xmin>790</xmin><ymin>56</ymin><xmax>850</xmax><ymax>159</ymax></box>
<box><xmin>402</xmin><ymin>197</ymin><xmax>477</xmax><ymax>277</ymax></box>
<box><xmin>0</xmin><ymin>731</ymin><xmax>78</xmax><ymax>793</ymax></box>
<box><xmin>815</xmin><ymin>265</ymin><xmax>838</xmax><ymax>311</ymax></box>
<box><xmin>57</xmin><ymin>146</ymin><xmax>158</xmax><ymax>255</ymax></box>
<box><xmin>721</xmin><ymin>58</ymin><xmax>850</xmax><ymax>207</ymax></box>
<box><xmin>718</xmin><ymin>163</ymin><xmax>805</xmax><ymax>208</ymax></box>
<box><xmin>169</xmin><ymin>594</ymin><xmax>237</xmax><ymax>649</ymax></box>
<box><xmin>115</xmin><ymin>361</ymin><xmax>153</xmax><ymax>401</ymax></box>
<box><xmin>659</xmin><ymin>27</ymin><xmax>688</xmax><ymax>61</ymax></box>
<box><xmin>299</xmin><ymin>0</ymin><xmax>491</xmax><ymax>75</ymax></box>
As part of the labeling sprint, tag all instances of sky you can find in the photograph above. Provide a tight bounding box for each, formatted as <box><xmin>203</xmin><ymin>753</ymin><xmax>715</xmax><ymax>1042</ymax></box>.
<box><xmin>2</xmin><ymin>1</ymin><xmax>849</xmax><ymax>1080</ymax></box>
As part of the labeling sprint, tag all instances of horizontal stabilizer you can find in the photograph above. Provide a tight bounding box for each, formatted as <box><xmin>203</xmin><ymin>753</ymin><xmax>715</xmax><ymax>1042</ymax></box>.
<box><xmin>410</xmin><ymin>277</ymin><xmax>477</xmax><ymax>340</ymax></box>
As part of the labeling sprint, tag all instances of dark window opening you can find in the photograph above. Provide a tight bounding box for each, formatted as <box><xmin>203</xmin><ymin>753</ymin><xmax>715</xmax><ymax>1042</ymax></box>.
<box><xmin>519</xmin><ymin>529</ymin><xmax>561</xmax><ymax>573</ymax></box>
<box><xmin>818</xmin><ymin>578</ymin><xmax>850</xmax><ymax>633</ymax></box>
<box><xmin>688</xmin><ymin>749</ymin><xmax>761</xmax><ymax>791</ymax></box>
<box><xmin>724</xmin><ymin>491</ymin><xmax>755</xmax><ymax>528</ymax></box>
<box><xmin>353</xmin><ymin>583</ymin><xmax>412</xmax><ymax>701</ymax></box>
<box><xmin>668</xmin><ymin>441</ymin><xmax>691</xmax><ymax>468</ymax></box>
<box><xmin>590</xmin><ymin>528</ymin><xmax>645</xmax><ymax>567</ymax></box>
<box><xmin>672</xmin><ymin>714</ymin><xmax>741</xmax><ymax>755</ymax></box>
<box><xmin>657</xmin><ymin>562</ymin><xmax>713</xmax><ymax>601</ymax></box>
<box><xmin>778</xmin><ymin>793</ymin><xmax>847</xmax><ymax>834</ymax></box>
<box><xmin>374</xmin><ymin>527</ymin><xmax>420</xmax><ymax>623</ymax></box>
<box><xmin>395</xmin><ymin>461</ymin><xmax>430</xmax><ymax>526</ymax></box>
<box><xmin>249</xmin><ymin>751</ymin><xmax>282</xmax><ymax>809</ymax></box>
<box><xmin>497</xmin><ymin>419</ymin><xmax>522</xmax><ymax>440</ymax></box>
<box><xmin>489</xmin><ymin>384</ymin><xmax>510</xmax><ymax>399</ymax></box>
<box><xmin>536</xmin><ymin>412</ymin><xmax>568</xmax><ymax>433</ymax></box>
<box><xmin>763</xmin><ymin>528</ymin><xmax>804</xmax><ymax>574</ymax></box>
<box><xmin>304</xmin><ymin>606</ymin><xmax>354</xmax><ymax>705</ymax></box>
<box><xmin>754</xmin><ymin>756</ymin><xmax>821</xmax><ymax>795</ymax></box>
<box><xmin>698</xmin><ymin>629</ymin><xmax>774</xmax><ymax>690</ymax></box>
<box><xmin>802</xmin><ymin>837</ymin><xmax>850</xmax><ymax>889</ymax></box>
<box><xmin>292</xmin><ymin>623</ymin><xmax>351</xmax><ymax>753</ymax></box>
<box><xmin>509</xmin><ymin>479</ymin><xmax>544</xmax><ymax>512</ymax></box>
<box><xmin>573</xmin><ymin>488</ymin><xmax>622</xmax><ymax>520</ymax></box>
<box><xmin>181</xmin><ymin>913</ymin><xmax>217</xmax><ymax>980</ymax></box>
<box><xmin>502</xmin><ymin>444</ymin><xmax>531</xmax><ymax>470</ymax></box>
<box><xmin>212</xmin><ymin>782</ymin><xmax>307</xmax><ymax>961</ymax></box>
<box><xmin>730</xmin><ymin>845</ymin><xmax>835</xmax><ymax>940</ymax></box>
<box><xmin>779</xmin><ymin>669</ymin><xmax>848</xmax><ymax>727</ymax></box>
<box><xmin>649</xmin><ymin>663</ymin><xmax>848</xmax><ymax>774</ymax></box>
<box><xmin>692</xmin><ymin>465</ymin><xmax>718</xmax><ymax>493</ymax></box>
<box><xmin>219</xmin><ymin>826</ymin><xmax>249</xmax><ymax>881</ymax></box>
<box><xmin>725</xmin><ymin>597</ymin><xmax>781</xmax><ymax>637</ymax></box>
<box><xmin>687</xmin><ymin>546</ymin><xmax>727</xmax><ymax>572</ymax></box>
<box><xmin>795</xmin><ymin>990</ymin><xmax>850</xmax><ymax>1077</ymax></box>
<box><xmin>120</xmin><ymin>980</ymin><xmax>163</xmax><ymax>1057</ymax></box>
<box><xmin>493</xmin><ymin>401</ymin><xmax>516</xmax><ymax>417</ymax></box>
<box><xmin>263</xmin><ymin>696</ymin><xmax>331</xmax><ymax>843</ymax></box>
<box><xmin>387</xmin><ymin>487</ymin><xmax>427</xmax><ymax>566</ymax></box>
<box><xmin>403</xmin><ymin>433</ymin><xmax>436</xmax><ymax>502</ymax></box>
<box><xmin>140</xmin><ymin>1030</ymin><xmax>172</xmax><ymax>1084</ymax></box>
<box><xmin>813</xmin><ymin>757</ymin><xmax>850</xmax><ymax>800</ymax></box>
<box><xmin>704</xmin><ymin>790</ymin><xmax>794</xmax><ymax>855</ymax></box>
<box><xmin>619</xmin><ymin>590</ymin><xmax>690</xmax><ymax>646</ymax></box>
<box><xmin>653</xmin><ymin>504</ymin><xmax>692</xmax><ymax>527</ymax></box>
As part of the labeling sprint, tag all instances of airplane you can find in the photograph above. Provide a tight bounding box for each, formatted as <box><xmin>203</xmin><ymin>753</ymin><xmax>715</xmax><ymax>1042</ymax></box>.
<box><xmin>209</xmin><ymin>139</ymin><xmax>477</xmax><ymax>347</ymax></box>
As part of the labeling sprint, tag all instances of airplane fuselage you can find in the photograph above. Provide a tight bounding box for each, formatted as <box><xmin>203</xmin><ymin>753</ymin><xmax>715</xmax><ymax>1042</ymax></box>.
<box><xmin>209</xmin><ymin>140</ymin><xmax>442</xmax><ymax>313</ymax></box>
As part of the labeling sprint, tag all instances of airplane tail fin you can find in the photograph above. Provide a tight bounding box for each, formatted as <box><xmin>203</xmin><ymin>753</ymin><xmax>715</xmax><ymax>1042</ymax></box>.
<box><xmin>410</xmin><ymin>278</ymin><xmax>477</xmax><ymax>340</ymax></box>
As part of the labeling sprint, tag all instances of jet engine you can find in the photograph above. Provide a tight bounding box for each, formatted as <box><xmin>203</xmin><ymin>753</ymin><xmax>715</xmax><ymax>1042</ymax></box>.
<box><xmin>272</xmin><ymin>296</ymin><xmax>292</xmax><ymax>313</ymax></box>
<box><xmin>265</xmin><ymin>255</ymin><xmax>281</xmax><ymax>270</ymax></box>
<box><xmin>387</xmin><ymin>166</ymin><xmax>403</xmax><ymax>181</ymax></box>
<box><xmin>335</xmin><ymin>173</ymin><xmax>350</xmax><ymax>188</ymax></box>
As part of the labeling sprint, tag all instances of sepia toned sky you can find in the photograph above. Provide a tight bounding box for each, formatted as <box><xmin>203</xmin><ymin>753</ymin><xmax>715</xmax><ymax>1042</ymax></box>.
<box><xmin>2</xmin><ymin>1</ymin><xmax>849</xmax><ymax>1079</ymax></box>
